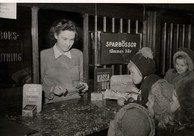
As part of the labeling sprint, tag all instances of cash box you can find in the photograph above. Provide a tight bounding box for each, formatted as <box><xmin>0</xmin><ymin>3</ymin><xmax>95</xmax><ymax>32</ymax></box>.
<box><xmin>22</xmin><ymin>105</ymin><xmax>37</xmax><ymax>117</ymax></box>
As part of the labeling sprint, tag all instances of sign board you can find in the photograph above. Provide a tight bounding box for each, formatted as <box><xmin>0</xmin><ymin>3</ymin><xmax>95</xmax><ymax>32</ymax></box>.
<box><xmin>0</xmin><ymin>3</ymin><xmax>16</xmax><ymax>19</ymax></box>
<box><xmin>94</xmin><ymin>68</ymin><xmax>112</xmax><ymax>92</ymax></box>
<box><xmin>23</xmin><ymin>84</ymin><xmax>42</xmax><ymax>113</ymax></box>
<box><xmin>100</xmin><ymin>32</ymin><xmax>141</xmax><ymax>64</ymax></box>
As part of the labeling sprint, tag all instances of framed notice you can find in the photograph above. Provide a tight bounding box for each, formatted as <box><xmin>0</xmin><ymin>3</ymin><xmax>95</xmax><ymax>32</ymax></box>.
<box><xmin>94</xmin><ymin>68</ymin><xmax>112</xmax><ymax>92</ymax></box>
<box><xmin>100</xmin><ymin>32</ymin><xmax>141</xmax><ymax>64</ymax></box>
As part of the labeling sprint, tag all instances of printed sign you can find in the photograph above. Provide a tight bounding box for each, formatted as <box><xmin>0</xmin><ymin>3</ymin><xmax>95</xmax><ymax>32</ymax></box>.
<box><xmin>0</xmin><ymin>30</ymin><xmax>22</xmax><ymax>63</ymax></box>
<box><xmin>100</xmin><ymin>32</ymin><xmax>141</xmax><ymax>64</ymax></box>
<box><xmin>23</xmin><ymin>84</ymin><xmax>42</xmax><ymax>113</ymax></box>
<box><xmin>0</xmin><ymin>3</ymin><xmax>16</xmax><ymax>19</ymax></box>
<box><xmin>94</xmin><ymin>68</ymin><xmax>112</xmax><ymax>92</ymax></box>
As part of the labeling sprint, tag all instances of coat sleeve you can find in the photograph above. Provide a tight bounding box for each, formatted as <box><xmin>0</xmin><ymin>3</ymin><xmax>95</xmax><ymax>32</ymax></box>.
<box><xmin>40</xmin><ymin>51</ymin><xmax>46</xmax><ymax>83</ymax></box>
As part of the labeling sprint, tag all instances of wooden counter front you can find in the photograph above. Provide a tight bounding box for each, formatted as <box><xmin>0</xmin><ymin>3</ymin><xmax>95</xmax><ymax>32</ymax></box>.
<box><xmin>6</xmin><ymin>98</ymin><xmax>120</xmax><ymax>136</ymax></box>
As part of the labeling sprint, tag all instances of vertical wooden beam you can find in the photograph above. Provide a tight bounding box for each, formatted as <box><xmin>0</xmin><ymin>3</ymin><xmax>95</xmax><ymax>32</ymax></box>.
<box><xmin>127</xmin><ymin>19</ymin><xmax>131</xmax><ymax>34</ymax></box>
<box><xmin>112</xmin><ymin>18</ymin><xmax>115</xmax><ymax>33</ymax></box>
<box><xmin>103</xmin><ymin>17</ymin><xmax>107</xmax><ymax>69</ymax></box>
<box><xmin>119</xmin><ymin>18</ymin><xmax>123</xmax><ymax>75</ymax></box>
<box><xmin>182</xmin><ymin>24</ymin><xmax>185</xmax><ymax>47</ymax></box>
<box><xmin>169</xmin><ymin>23</ymin><xmax>173</xmax><ymax>68</ymax></box>
<box><xmin>176</xmin><ymin>24</ymin><xmax>179</xmax><ymax>50</ymax></box>
<box><xmin>120</xmin><ymin>18</ymin><xmax>123</xmax><ymax>33</ymax></box>
<box><xmin>142</xmin><ymin>6</ymin><xmax>147</xmax><ymax>48</ymax></box>
<box><xmin>142</xmin><ymin>18</ymin><xmax>147</xmax><ymax>47</ymax></box>
<box><xmin>111</xmin><ymin>17</ymin><xmax>115</xmax><ymax>75</ymax></box>
<box><xmin>31</xmin><ymin>7</ymin><xmax>39</xmax><ymax>83</ymax></box>
<box><xmin>147</xmin><ymin>12</ymin><xmax>151</xmax><ymax>48</ymax></box>
<box><xmin>83</xmin><ymin>13</ymin><xmax>89</xmax><ymax>84</ymax></box>
<box><xmin>127</xmin><ymin>19</ymin><xmax>131</xmax><ymax>74</ymax></box>
<box><xmin>103</xmin><ymin>17</ymin><xmax>107</xmax><ymax>32</ymax></box>
<box><xmin>188</xmin><ymin>25</ymin><xmax>191</xmax><ymax>48</ymax></box>
<box><xmin>162</xmin><ymin>23</ymin><xmax>167</xmax><ymax>75</ymax></box>
<box><xmin>152</xmin><ymin>12</ymin><xmax>157</xmax><ymax>56</ymax></box>
<box><xmin>94</xmin><ymin>14</ymin><xmax>98</xmax><ymax>67</ymax></box>
<box><xmin>135</xmin><ymin>20</ymin><xmax>138</xmax><ymax>34</ymax></box>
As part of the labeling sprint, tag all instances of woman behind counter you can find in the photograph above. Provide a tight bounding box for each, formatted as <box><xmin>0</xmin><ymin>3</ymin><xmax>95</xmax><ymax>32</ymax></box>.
<box><xmin>41</xmin><ymin>19</ymin><xmax>88</xmax><ymax>104</ymax></box>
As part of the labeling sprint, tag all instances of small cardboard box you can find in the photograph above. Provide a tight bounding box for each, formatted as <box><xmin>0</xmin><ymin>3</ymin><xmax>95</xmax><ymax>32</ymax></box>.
<box><xmin>22</xmin><ymin>105</ymin><xmax>37</xmax><ymax>117</ymax></box>
<box><xmin>23</xmin><ymin>84</ymin><xmax>42</xmax><ymax>113</ymax></box>
<box><xmin>110</xmin><ymin>75</ymin><xmax>134</xmax><ymax>93</ymax></box>
<box><xmin>91</xmin><ymin>92</ymin><xmax>103</xmax><ymax>101</ymax></box>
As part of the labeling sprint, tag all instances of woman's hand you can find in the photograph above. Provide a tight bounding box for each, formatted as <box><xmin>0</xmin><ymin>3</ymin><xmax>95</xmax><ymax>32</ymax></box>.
<box><xmin>76</xmin><ymin>82</ymin><xmax>88</xmax><ymax>96</ymax></box>
<box><xmin>78</xmin><ymin>82</ymin><xmax>88</xmax><ymax>91</ymax></box>
<box><xmin>52</xmin><ymin>85</ymin><xmax>67</xmax><ymax>96</ymax></box>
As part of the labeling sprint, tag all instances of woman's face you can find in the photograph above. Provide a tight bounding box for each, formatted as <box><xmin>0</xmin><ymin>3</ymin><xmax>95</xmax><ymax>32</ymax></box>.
<box><xmin>128</xmin><ymin>63</ymin><xmax>143</xmax><ymax>84</ymax></box>
<box><xmin>170</xmin><ymin>90</ymin><xmax>180</xmax><ymax>112</ymax></box>
<box><xmin>54</xmin><ymin>30</ymin><xmax>75</xmax><ymax>52</ymax></box>
<box><xmin>175</xmin><ymin>58</ymin><xmax>188</xmax><ymax>74</ymax></box>
<box><xmin>146</xmin><ymin>94</ymin><xmax>155</xmax><ymax>117</ymax></box>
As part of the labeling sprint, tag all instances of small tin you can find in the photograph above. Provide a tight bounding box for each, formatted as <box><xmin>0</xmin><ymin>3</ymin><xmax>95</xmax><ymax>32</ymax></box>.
<box><xmin>22</xmin><ymin>105</ymin><xmax>37</xmax><ymax>117</ymax></box>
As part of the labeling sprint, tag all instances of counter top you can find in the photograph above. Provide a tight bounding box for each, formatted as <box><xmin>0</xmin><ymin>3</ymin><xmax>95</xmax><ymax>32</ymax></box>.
<box><xmin>7</xmin><ymin>98</ymin><xmax>120</xmax><ymax>136</ymax></box>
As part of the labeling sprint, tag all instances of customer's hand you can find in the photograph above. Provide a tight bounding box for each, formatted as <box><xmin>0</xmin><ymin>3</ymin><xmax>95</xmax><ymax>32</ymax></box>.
<box><xmin>158</xmin><ymin>114</ymin><xmax>173</xmax><ymax>129</ymax></box>
<box><xmin>117</xmin><ymin>97</ymin><xmax>125</xmax><ymax>106</ymax></box>
<box><xmin>130</xmin><ymin>86</ymin><xmax>140</xmax><ymax>93</ymax></box>
<box><xmin>53</xmin><ymin>85</ymin><xmax>67</xmax><ymax>96</ymax></box>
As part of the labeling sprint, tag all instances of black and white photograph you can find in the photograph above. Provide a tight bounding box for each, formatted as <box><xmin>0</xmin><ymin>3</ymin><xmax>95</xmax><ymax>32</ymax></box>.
<box><xmin>0</xmin><ymin>1</ymin><xmax>194</xmax><ymax>136</ymax></box>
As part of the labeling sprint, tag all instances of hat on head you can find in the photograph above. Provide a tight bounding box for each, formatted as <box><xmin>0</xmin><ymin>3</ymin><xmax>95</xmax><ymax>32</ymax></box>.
<box><xmin>114</xmin><ymin>103</ymin><xmax>155</xmax><ymax>136</ymax></box>
<box><xmin>141</xmin><ymin>74</ymin><xmax>162</xmax><ymax>104</ymax></box>
<box><xmin>130</xmin><ymin>47</ymin><xmax>156</xmax><ymax>77</ymax></box>
<box><xmin>173</xmin><ymin>48</ymin><xmax>194</xmax><ymax>71</ymax></box>
<box><xmin>150</xmin><ymin>79</ymin><xmax>174</xmax><ymax>120</ymax></box>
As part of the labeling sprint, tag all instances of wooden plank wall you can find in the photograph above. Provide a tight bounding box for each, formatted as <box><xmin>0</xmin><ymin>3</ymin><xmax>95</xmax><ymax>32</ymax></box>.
<box><xmin>143</xmin><ymin>8</ymin><xmax>192</xmax><ymax>76</ymax></box>
<box><xmin>161</xmin><ymin>23</ymin><xmax>192</xmax><ymax>75</ymax></box>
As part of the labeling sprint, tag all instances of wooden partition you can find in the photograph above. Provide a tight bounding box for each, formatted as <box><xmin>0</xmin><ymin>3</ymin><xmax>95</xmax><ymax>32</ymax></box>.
<box><xmin>142</xmin><ymin>8</ymin><xmax>193</xmax><ymax>76</ymax></box>
<box><xmin>157</xmin><ymin>12</ymin><xmax>192</xmax><ymax>75</ymax></box>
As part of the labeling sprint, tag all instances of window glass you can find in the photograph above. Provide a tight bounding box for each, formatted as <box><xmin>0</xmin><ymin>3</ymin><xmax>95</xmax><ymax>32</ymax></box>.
<box><xmin>0</xmin><ymin>6</ymin><xmax>32</xmax><ymax>88</ymax></box>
